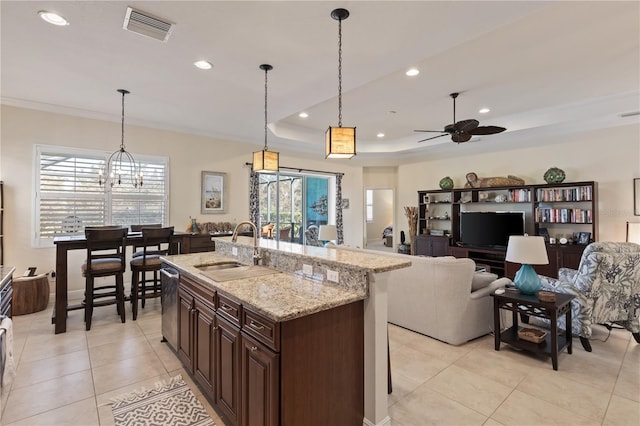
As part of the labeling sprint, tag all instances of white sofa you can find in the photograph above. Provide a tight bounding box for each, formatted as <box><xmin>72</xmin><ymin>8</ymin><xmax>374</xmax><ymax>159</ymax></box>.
<box><xmin>387</xmin><ymin>255</ymin><xmax>511</xmax><ymax>345</ymax></box>
<box><xmin>338</xmin><ymin>247</ymin><xmax>511</xmax><ymax>345</ymax></box>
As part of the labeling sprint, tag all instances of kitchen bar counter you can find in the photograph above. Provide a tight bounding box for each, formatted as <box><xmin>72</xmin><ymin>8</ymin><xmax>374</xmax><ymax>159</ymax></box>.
<box><xmin>161</xmin><ymin>251</ymin><xmax>365</xmax><ymax>322</ymax></box>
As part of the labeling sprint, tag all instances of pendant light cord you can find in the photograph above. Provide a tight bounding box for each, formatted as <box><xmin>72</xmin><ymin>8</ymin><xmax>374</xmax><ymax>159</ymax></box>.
<box><xmin>264</xmin><ymin>66</ymin><xmax>269</xmax><ymax>151</ymax></box>
<box><xmin>120</xmin><ymin>91</ymin><xmax>126</xmax><ymax>150</ymax></box>
<box><xmin>337</xmin><ymin>17</ymin><xmax>343</xmax><ymax>127</ymax></box>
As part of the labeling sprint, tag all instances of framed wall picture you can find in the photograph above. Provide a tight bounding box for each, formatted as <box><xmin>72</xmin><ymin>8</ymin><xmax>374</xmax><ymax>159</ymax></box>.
<box><xmin>635</xmin><ymin>178</ymin><xmax>640</xmax><ymax>216</ymax></box>
<box><xmin>201</xmin><ymin>171</ymin><xmax>227</xmax><ymax>214</ymax></box>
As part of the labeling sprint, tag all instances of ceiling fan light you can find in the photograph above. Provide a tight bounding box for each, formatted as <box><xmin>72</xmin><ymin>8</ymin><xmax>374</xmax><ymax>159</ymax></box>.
<box><xmin>326</xmin><ymin>126</ymin><xmax>356</xmax><ymax>159</ymax></box>
<box><xmin>253</xmin><ymin>149</ymin><xmax>279</xmax><ymax>173</ymax></box>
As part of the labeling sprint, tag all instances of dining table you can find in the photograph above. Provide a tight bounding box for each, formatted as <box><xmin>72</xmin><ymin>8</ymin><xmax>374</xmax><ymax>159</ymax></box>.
<box><xmin>52</xmin><ymin>231</ymin><xmax>196</xmax><ymax>334</ymax></box>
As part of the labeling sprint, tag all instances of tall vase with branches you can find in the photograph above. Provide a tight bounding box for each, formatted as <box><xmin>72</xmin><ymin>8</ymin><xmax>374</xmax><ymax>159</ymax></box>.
<box><xmin>404</xmin><ymin>206</ymin><xmax>418</xmax><ymax>255</ymax></box>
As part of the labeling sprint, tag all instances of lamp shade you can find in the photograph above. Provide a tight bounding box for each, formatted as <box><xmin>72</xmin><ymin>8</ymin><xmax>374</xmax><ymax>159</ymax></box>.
<box><xmin>253</xmin><ymin>149</ymin><xmax>279</xmax><ymax>173</ymax></box>
<box><xmin>627</xmin><ymin>222</ymin><xmax>640</xmax><ymax>244</ymax></box>
<box><xmin>505</xmin><ymin>235</ymin><xmax>549</xmax><ymax>265</ymax></box>
<box><xmin>318</xmin><ymin>225</ymin><xmax>338</xmax><ymax>241</ymax></box>
<box><xmin>326</xmin><ymin>127</ymin><xmax>356</xmax><ymax>159</ymax></box>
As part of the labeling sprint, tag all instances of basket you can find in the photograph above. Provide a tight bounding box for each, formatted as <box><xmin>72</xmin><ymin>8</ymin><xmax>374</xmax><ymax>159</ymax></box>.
<box><xmin>518</xmin><ymin>327</ymin><xmax>547</xmax><ymax>343</ymax></box>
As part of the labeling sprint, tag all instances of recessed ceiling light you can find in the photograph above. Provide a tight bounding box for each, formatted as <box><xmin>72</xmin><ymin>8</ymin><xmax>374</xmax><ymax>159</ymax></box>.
<box><xmin>194</xmin><ymin>60</ymin><xmax>212</xmax><ymax>70</ymax></box>
<box><xmin>406</xmin><ymin>68</ymin><xmax>419</xmax><ymax>77</ymax></box>
<box><xmin>479</xmin><ymin>108</ymin><xmax>490</xmax><ymax>114</ymax></box>
<box><xmin>377</xmin><ymin>133</ymin><xmax>385</xmax><ymax>138</ymax></box>
<box><xmin>298</xmin><ymin>112</ymin><xmax>309</xmax><ymax>118</ymax></box>
<box><xmin>38</xmin><ymin>11</ymin><xmax>69</xmax><ymax>26</ymax></box>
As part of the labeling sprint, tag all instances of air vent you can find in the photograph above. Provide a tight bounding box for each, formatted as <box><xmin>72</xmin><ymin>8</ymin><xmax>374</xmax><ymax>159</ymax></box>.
<box><xmin>123</xmin><ymin>7</ymin><xmax>174</xmax><ymax>42</ymax></box>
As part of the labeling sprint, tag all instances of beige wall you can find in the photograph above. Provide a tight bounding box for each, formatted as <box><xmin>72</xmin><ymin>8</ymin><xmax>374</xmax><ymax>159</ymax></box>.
<box><xmin>0</xmin><ymin>105</ymin><xmax>363</xmax><ymax>292</ymax></box>
<box><xmin>365</xmin><ymin>189</ymin><xmax>393</xmax><ymax>243</ymax></box>
<box><xmin>396</xmin><ymin>123</ymin><xmax>640</xmax><ymax>242</ymax></box>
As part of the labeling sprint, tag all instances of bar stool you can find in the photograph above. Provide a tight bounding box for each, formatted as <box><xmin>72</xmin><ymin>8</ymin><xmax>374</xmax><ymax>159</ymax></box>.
<box><xmin>130</xmin><ymin>226</ymin><xmax>174</xmax><ymax>320</ymax></box>
<box><xmin>82</xmin><ymin>227</ymin><xmax>128</xmax><ymax>331</ymax></box>
<box><xmin>130</xmin><ymin>224</ymin><xmax>162</xmax><ymax>257</ymax></box>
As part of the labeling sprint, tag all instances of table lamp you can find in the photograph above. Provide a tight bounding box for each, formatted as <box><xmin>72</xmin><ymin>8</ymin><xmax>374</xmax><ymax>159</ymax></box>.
<box><xmin>627</xmin><ymin>222</ymin><xmax>640</xmax><ymax>244</ymax></box>
<box><xmin>505</xmin><ymin>235</ymin><xmax>549</xmax><ymax>295</ymax></box>
<box><xmin>318</xmin><ymin>225</ymin><xmax>338</xmax><ymax>247</ymax></box>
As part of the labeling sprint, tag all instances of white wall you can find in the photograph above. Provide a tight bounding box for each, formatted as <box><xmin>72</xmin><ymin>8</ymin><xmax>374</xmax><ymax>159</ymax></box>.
<box><xmin>0</xmin><ymin>105</ymin><xmax>363</xmax><ymax>292</ymax></box>
<box><xmin>396</xmin><ymin>123</ymin><xmax>640</xmax><ymax>243</ymax></box>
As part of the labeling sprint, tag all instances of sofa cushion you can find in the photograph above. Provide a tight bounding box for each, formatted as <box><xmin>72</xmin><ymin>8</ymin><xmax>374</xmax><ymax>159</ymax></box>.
<box><xmin>471</xmin><ymin>272</ymin><xmax>499</xmax><ymax>291</ymax></box>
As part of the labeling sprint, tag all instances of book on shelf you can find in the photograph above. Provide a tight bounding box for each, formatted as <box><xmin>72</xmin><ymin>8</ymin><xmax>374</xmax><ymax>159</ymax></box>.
<box><xmin>536</xmin><ymin>186</ymin><xmax>592</xmax><ymax>202</ymax></box>
<box><xmin>535</xmin><ymin>207</ymin><xmax>592</xmax><ymax>223</ymax></box>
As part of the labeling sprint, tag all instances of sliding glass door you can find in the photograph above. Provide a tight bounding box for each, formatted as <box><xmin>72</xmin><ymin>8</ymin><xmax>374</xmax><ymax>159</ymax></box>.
<box><xmin>258</xmin><ymin>173</ymin><xmax>332</xmax><ymax>245</ymax></box>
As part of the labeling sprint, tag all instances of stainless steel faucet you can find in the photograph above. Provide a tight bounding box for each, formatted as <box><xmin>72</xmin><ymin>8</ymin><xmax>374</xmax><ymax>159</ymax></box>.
<box><xmin>231</xmin><ymin>221</ymin><xmax>261</xmax><ymax>265</ymax></box>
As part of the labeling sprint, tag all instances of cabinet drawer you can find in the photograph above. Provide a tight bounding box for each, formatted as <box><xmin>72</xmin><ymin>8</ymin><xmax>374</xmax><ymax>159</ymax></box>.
<box><xmin>180</xmin><ymin>274</ymin><xmax>216</xmax><ymax>307</ymax></box>
<box><xmin>242</xmin><ymin>309</ymin><xmax>280</xmax><ymax>352</ymax></box>
<box><xmin>217</xmin><ymin>293</ymin><xmax>241</xmax><ymax>326</ymax></box>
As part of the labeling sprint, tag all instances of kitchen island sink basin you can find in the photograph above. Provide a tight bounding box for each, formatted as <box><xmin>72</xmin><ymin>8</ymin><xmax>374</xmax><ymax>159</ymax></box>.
<box><xmin>196</xmin><ymin>262</ymin><xmax>281</xmax><ymax>282</ymax></box>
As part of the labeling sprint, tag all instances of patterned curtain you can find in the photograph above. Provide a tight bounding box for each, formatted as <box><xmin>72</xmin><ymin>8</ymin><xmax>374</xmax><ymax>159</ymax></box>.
<box><xmin>249</xmin><ymin>170</ymin><xmax>260</xmax><ymax>227</ymax></box>
<box><xmin>336</xmin><ymin>174</ymin><xmax>344</xmax><ymax>244</ymax></box>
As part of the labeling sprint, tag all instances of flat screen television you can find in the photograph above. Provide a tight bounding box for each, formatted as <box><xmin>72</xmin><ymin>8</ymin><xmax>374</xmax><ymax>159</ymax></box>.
<box><xmin>460</xmin><ymin>211</ymin><xmax>525</xmax><ymax>249</ymax></box>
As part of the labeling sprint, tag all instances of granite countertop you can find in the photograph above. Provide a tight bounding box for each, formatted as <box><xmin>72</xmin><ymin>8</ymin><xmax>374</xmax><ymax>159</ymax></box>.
<box><xmin>162</xmin><ymin>252</ymin><xmax>365</xmax><ymax>322</ymax></box>
<box><xmin>215</xmin><ymin>236</ymin><xmax>411</xmax><ymax>273</ymax></box>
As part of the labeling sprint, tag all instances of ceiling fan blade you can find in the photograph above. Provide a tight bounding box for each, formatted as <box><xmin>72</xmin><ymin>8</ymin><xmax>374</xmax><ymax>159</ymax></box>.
<box><xmin>453</xmin><ymin>119</ymin><xmax>479</xmax><ymax>133</ymax></box>
<box><xmin>469</xmin><ymin>125</ymin><xmax>507</xmax><ymax>135</ymax></box>
<box><xmin>414</xmin><ymin>129</ymin><xmax>445</xmax><ymax>133</ymax></box>
<box><xmin>418</xmin><ymin>133</ymin><xmax>448</xmax><ymax>143</ymax></box>
<box><xmin>451</xmin><ymin>132</ymin><xmax>472</xmax><ymax>143</ymax></box>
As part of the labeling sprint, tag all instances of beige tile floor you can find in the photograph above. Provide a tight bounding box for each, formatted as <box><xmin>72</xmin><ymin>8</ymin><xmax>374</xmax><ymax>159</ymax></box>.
<box><xmin>1</xmin><ymin>298</ymin><xmax>639</xmax><ymax>425</ymax></box>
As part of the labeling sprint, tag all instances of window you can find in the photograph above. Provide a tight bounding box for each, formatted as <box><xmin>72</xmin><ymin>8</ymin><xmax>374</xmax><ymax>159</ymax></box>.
<box><xmin>34</xmin><ymin>145</ymin><xmax>169</xmax><ymax>246</ymax></box>
<box><xmin>366</xmin><ymin>189</ymin><xmax>373</xmax><ymax>222</ymax></box>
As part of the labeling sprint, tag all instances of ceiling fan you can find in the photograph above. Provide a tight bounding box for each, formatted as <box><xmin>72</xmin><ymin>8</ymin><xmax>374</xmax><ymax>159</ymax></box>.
<box><xmin>414</xmin><ymin>92</ymin><xmax>506</xmax><ymax>143</ymax></box>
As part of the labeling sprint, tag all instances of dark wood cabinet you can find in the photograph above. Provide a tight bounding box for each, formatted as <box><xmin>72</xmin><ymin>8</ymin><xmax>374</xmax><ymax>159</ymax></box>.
<box><xmin>505</xmin><ymin>243</ymin><xmax>586</xmax><ymax>279</ymax></box>
<box><xmin>189</xmin><ymin>234</ymin><xmax>216</xmax><ymax>253</ymax></box>
<box><xmin>177</xmin><ymin>288</ymin><xmax>194</xmax><ymax>372</ymax></box>
<box><xmin>241</xmin><ymin>334</ymin><xmax>279</xmax><ymax>426</ymax></box>
<box><xmin>217</xmin><ymin>315</ymin><xmax>241</xmax><ymax>425</ymax></box>
<box><xmin>194</xmin><ymin>298</ymin><xmax>217</xmax><ymax>401</ymax></box>
<box><xmin>415</xmin><ymin>235</ymin><xmax>449</xmax><ymax>257</ymax></box>
<box><xmin>177</xmin><ymin>274</ymin><xmax>364</xmax><ymax>426</ymax></box>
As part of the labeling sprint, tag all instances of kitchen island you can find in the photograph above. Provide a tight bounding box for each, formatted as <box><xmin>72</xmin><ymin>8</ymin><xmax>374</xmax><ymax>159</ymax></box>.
<box><xmin>162</xmin><ymin>237</ymin><xmax>410</xmax><ymax>426</ymax></box>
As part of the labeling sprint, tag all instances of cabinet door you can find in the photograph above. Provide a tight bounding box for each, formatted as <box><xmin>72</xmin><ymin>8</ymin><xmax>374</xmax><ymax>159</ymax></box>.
<box><xmin>194</xmin><ymin>299</ymin><xmax>216</xmax><ymax>401</ymax></box>
<box><xmin>431</xmin><ymin>236</ymin><xmax>449</xmax><ymax>257</ymax></box>
<box><xmin>217</xmin><ymin>315</ymin><xmax>241</xmax><ymax>425</ymax></box>
<box><xmin>414</xmin><ymin>235</ymin><xmax>430</xmax><ymax>256</ymax></box>
<box><xmin>241</xmin><ymin>334</ymin><xmax>279</xmax><ymax>426</ymax></box>
<box><xmin>177</xmin><ymin>288</ymin><xmax>194</xmax><ymax>372</ymax></box>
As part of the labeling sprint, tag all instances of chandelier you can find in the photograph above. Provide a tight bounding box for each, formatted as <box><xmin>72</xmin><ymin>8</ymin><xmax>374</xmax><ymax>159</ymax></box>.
<box><xmin>99</xmin><ymin>89</ymin><xmax>143</xmax><ymax>188</ymax></box>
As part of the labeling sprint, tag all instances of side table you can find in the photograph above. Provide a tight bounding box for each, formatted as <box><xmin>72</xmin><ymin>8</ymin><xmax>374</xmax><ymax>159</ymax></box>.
<box><xmin>492</xmin><ymin>289</ymin><xmax>574</xmax><ymax>370</ymax></box>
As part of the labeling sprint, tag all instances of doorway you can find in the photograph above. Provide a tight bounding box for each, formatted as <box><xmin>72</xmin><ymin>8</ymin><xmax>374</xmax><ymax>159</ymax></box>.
<box><xmin>364</xmin><ymin>188</ymin><xmax>394</xmax><ymax>252</ymax></box>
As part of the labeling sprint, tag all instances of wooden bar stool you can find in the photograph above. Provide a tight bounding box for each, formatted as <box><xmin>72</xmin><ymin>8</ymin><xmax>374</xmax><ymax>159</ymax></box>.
<box><xmin>130</xmin><ymin>226</ymin><xmax>174</xmax><ymax>320</ymax></box>
<box><xmin>82</xmin><ymin>227</ymin><xmax>128</xmax><ymax>331</ymax></box>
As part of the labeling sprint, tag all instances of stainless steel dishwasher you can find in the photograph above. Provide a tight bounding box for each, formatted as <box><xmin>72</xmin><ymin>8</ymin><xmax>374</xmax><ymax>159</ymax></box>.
<box><xmin>160</xmin><ymin>266</ymin><xmax>179</xmax><ymax>351</ymax></box>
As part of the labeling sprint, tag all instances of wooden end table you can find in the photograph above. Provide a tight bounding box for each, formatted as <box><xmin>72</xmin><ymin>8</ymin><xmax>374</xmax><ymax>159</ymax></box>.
<box><xmin>492</xmin><ymin>289</ymin><xmax>574</xmax><ymax>370</ymax></box>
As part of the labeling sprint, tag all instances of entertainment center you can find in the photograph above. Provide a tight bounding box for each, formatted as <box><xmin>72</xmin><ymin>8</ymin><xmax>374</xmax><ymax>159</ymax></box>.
<box><xmin>415</xmin><ymin>181</ymin><xmax>597</xmax><ymax>278</ymax></box>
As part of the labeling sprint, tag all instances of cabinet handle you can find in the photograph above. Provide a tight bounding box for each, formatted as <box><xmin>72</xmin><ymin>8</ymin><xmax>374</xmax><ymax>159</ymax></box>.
<box><xmin>249</xmin><ymin>320</ymin><xmax>264</xmax><ymax>330</ymax></box>
<box><xmin>250</xmin><ymin>346</ymin><xmax>258</xmax><ymax>352</ymax></box>
<box><xmin>212</xmin><ymin>326</ymin><xmax>218</xmax><ymax>330</ymax></box>
<box><xmin>221</xmin><ymin>304</ymin><xmax>233</xmax><ymax>311</ymax></box>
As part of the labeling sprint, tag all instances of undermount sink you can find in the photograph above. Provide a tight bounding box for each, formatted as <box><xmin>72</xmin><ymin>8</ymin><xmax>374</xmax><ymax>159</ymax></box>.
<box><xmin>196</xmin><ymin>261</ymin><xmax>281</xmax><ymax>282</ymax></box>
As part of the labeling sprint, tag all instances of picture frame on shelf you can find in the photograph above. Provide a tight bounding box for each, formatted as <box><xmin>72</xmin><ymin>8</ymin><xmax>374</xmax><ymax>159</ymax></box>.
<box><xmin>577</xmin><ymin>232</ymin><xmax>591</xmax><ymax>245</ymax></box>
<box><xmin>201</xmin><ymin>171</ymin><xmax>227</xmax><ymax>214</ymax></box>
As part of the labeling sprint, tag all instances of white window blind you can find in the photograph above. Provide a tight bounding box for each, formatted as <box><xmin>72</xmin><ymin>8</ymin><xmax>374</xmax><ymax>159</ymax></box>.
<box><xmin>35</xmin><ymin>146</ymin><xmax>168</xmax><ymax>246</ymax></box>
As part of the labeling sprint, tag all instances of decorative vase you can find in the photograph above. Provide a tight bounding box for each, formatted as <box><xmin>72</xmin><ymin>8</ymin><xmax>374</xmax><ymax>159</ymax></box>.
<box><xmin>439</xmin><ymin>176</ymin><xmax>454</xmax><ymax>190</ymax></box>
<box><xmin>543</xmin><ymin>167</ymin><xmax>566</xmax><ymax>184</ymax></box>
<box><xmin>191</xmin><ymin>218</ymin><xmax>200</xmax><ymax>234</ymax></box>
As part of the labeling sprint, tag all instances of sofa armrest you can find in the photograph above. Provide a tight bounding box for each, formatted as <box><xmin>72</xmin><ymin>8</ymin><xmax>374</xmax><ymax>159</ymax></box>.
<box><xmin>558</xmin><ymin>268</ymin><xmax>578</xmax><ymax>282</ymax></box>
<box><xmin>470</xmin><ymin>277</ymin><xmax>513</xmax><ymax>300</ymax></box>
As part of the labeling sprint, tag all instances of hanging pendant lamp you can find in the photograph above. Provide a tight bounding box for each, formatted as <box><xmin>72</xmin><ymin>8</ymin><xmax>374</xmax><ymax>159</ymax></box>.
<box><xmin>326</xmin><ymin>8</ymin><xmax>356</xmax><ymax>159</ymax></box>
<box><xmin>253</xmin><ymin>64</ymin><xmax>279</xmax><ymax>173</ymax></box>
<box><xmin>99</xmin><ymin>89</ymin><xmax>142</xmax><ymax>188</ymax></box>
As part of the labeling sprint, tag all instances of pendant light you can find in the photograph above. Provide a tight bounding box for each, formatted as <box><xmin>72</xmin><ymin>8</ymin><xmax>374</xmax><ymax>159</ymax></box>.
<box><xmin>99</xmin><ymin>89</ymin><xmax>142</xmax><ymax>188</ymax></box>
<box><xmin>326</xmin><ymin>8</ymin><xmax>356</xmax><ymax>159</ymax></box>
<box><xmin>252</xmin><ymin>64</ymin><xmax>279</xmax><ymax>173</ymax></box>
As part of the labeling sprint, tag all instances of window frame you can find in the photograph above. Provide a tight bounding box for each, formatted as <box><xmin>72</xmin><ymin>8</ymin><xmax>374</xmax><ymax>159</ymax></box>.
<box><xmin>33</xmin><ymin>144</ymin><xmax>170</xmax><ymax>248</ymax></box>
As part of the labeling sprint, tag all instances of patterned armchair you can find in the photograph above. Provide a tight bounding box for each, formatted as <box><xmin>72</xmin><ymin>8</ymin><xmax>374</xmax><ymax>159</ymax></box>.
<box><xmin>531</xmin><ymin>242</ymin><xmax>640</xmax><ymax>351</ymax></box>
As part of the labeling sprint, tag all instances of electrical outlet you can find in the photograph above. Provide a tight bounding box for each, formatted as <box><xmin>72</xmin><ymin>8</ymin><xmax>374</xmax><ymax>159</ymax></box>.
<box><xmin>302</xmin><ymin>264</ymin><xmax>313</xmax><ymax>276</ymax></box>
<box><xmin>327</xmin><ymin>269</ymin><xmax>339</xmax><ymax>283</ymax></box>
<box><xmin>232</xmin><ymin>247</ymin><xmax>238</xmax><ymax>256</ymax></box>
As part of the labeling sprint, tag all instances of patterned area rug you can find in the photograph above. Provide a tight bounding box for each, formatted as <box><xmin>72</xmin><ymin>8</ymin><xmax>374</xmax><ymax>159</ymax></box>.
<box><xmin>111</xmin><ymin>375</ymin><xmax>216</xmax><ymax>426</ymax></box>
